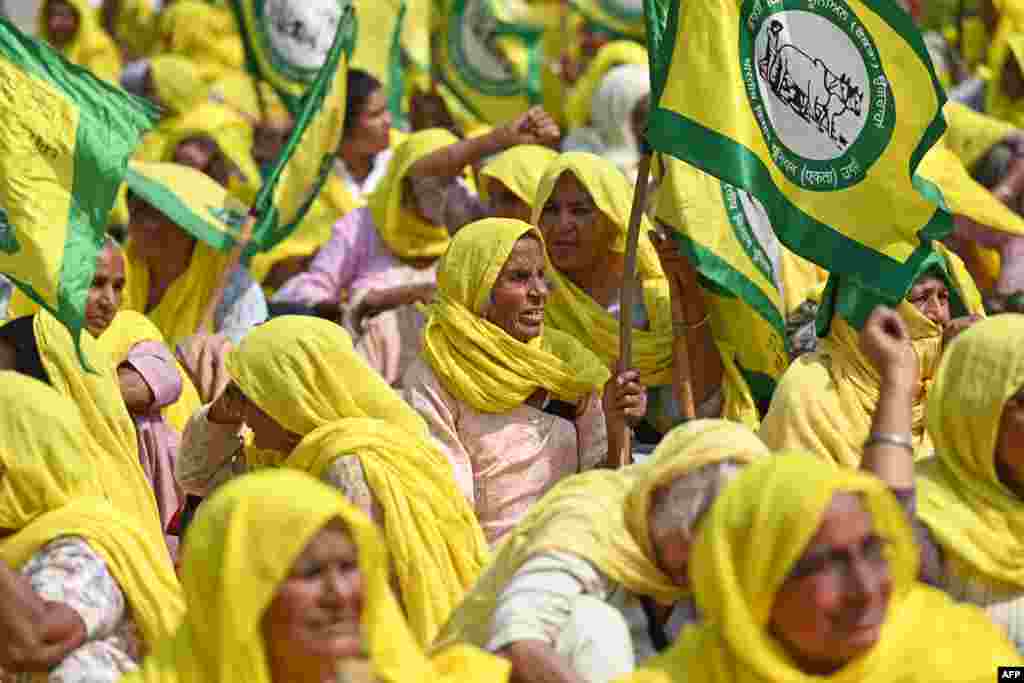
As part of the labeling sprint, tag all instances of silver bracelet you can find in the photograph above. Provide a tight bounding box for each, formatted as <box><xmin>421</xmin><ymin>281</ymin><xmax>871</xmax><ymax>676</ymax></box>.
<box><xmin>864</xmin><ymin>432</ymin><xmax>914</xmax><ymax>453</ymax></box>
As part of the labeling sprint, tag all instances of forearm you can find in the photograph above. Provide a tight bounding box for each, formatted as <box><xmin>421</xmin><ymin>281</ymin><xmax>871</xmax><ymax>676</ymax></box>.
<box><xmin>498</xmin><ymin>641</ymin><xmax>587</xmax><ymax>683</ymax></box>
<box><xmin>669</xmin><ymin>274</ymin><xmax>723</xmax><ymax>407</ymax></box>
<box><xmin>407</xmin><ymin>129</ymin><xmax>511</xmax><ymax>179</ymax></box>
<box><xmin>117</xmin><ymin>366</ymin><xmax>156</xmax><ymax>414</ymax></box>
<box><xmin>0</xmin><ymin>563</ymin><xmax>83</xmax><ymax>671</ymax></box>
<box><xmin>861</xmin><ymin>377</ymin><xmax>916</xmax><ymax>489</ymax></box>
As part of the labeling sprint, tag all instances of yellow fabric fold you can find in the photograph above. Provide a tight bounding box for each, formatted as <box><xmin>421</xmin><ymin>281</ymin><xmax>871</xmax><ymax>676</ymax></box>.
<box><xmin>148</xmin><ymin>55</ymin><xmax>208</xmax><ymax>118</ymax></box>
<box><xmin>565</xmin><ymin>40</ymin><xmax>649</xmax><ymax>131</ymax></box>
<box><xmin>943</xmin><ymin>101</ymin><xmax>1018</xmax><ymax>170</ymax></box>
<box><xmin>37</xmin><ymin>0</ymin><xmax>122</xmax><ymax>83</ymax></box>
<box><xmin>479</xmin><ymin>145</ymin><xmax>559</xmax><ymax>205</ymax></box>
<box><xmin>0</xmin><ymin>372</ymin><xmax>184</xmax><ymax>661</ymax></box>
<box><xmin>532</xmin><ymin>152</ymin><xmax>673</xmax><ymax>385</ymax></box>
<box><xmin>434</xmin><ymin>419</ymin><xmax>769</xmax><ymax>651</ymax></box>
<box><xmin>96</xmin><ymin>310</ymin><xmax>202</xmax><ymax>435</ymax></box>
<box><xmin>627</xmin><ymin>452</ymin><xmax>1022</xmax><ymax>683</ymax></box>
<box><xmin>366</xmin><ymin>128</ymin><xmax>459</xmax><ymax>261</ymax></box>
<box><xmin>986</xmin><ymin>30</ymin><xmax>1024</xmax><ymax>127</ymax></box>
<box><xmin>31</xmin><ymin>312</ymin><xmax>164</xmax><ymax>544</ymax></box>
<box><xmin>422</xmin><ymin>219</ymin><xmax>610</xmax><ymax>413</ymax></box>
<box><xmin>121</xmin><ymin>470</ymin><xmax>509</xmax><ymax>683</ymax></box>
<box><xmin>919</xmin><ymin>314</ymin><xmax>1024</xmax><ymax>588</ymax></box>
<box><xmin>285</xmin><ymin>417</ymin><xmax>490</xmax><ymax>645</ymax></box>
<box><xmin>153</xmin><ymin>0</ymin><xmax>244</xmax><ymax>81</ymax></box>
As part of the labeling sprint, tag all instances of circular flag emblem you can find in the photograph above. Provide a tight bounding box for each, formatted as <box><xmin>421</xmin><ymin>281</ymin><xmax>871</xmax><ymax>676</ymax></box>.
<box><xmin>739</xmin><ymin>1</ymin><xmax>895</xmax><ymax>192</ymax></box>
<box><xmin>257</xmin><ymin>0</ymin><xmax>353</xmax><ymax>83</ymax></box>
<box><xmin>448</xmin><ymin>0</ymin><xmax>537</xmax><ymax>98</ymax></box>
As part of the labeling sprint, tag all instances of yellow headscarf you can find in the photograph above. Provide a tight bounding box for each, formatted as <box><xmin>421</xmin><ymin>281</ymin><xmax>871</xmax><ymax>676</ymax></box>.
<box><xmin>366</xmin><ymin>128</ymin><xmax>459</xmax><ymax>261</ymax></box>
<box><xmin>155</xmin><ymin>103</ymin><xmax>261</xmax><ymax>189</ymax></box>
<box><xmin>121</xmin><ymin>470</ymin><xmax>509</xmax><ymax>683</ymax></box>
<box><xmin>148</xmin><ymin>55</ymin><xmax>208</xmax><ymax>118</ymax></box>
<box><xmin>422</xmin><ymin>218</ymin><xmax>610</xmax><ymax>413</ymax></box>
<box><xmin>207</xmin><ymin>72</ymin><xmax>291</xmax><ymax>126</ymax></box>
<box><xmin>286</xmin><ymin>417</ymin><xmax>489</xmax><ymax>645</ymax></box>
<box><xmin>30</xmin><ymin>311</ymin><xmax>165</xmax><ymax>543</ymax></box>
<box><xmin>918</xmin><ymin>315</ymin><xmax>1024</xmax><ymax>588</ymax></box>
<box><xmin>96</xmin><ymin>310</ymin><xmax>202</xmax><ymax>435</ymax></box>
<box><xmin>564</xmin><ymin>41</ymin><xmax>649</xmax><ymax>131</ymax></box>
<box><xmin>37</xmin><ymin>0</ymin><xmax>122</xmax><ymax>84</ymax></box>
<box><xmin>433</xmin><ymin>419</ymin><xmax>769</xmax><ymax>652</ymax></box>
<box><xmin>479</xmin><ymin>145</ymin><xmax>559</xmax><ymax>206</ymax></box>
<box><xmin>532</xmin><ymin>152</ymin><xmax>673</xmax><ymax>385</ymax></box>
<box><xmin>759</xmin><ymin>244</ymin><xmax>985</xmax><ymax>468</ymax></box>
<box><xmin>121</xmin><ymin>161</ymin><xmax>244</xmax><ymax>345</ymax></box>
<box><xmin>627</xmin><ymin>453</ymin><xmax>1022</xmax><ymax>683</ymax></box>
<box><xmin>153</xmin><ymin>0</ymin><xmax>244</xmax><ymax>82</ymax></box>
<box><xmin>0</xmin><ymin>372</ymin><xmax>184</xmax><ymax>663</ymax></box>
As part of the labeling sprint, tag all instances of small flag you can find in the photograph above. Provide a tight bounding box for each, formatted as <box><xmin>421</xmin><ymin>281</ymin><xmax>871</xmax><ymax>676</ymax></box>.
<box><xmin>644</xmin><ymin>0</ymin><xmax>952</xmax><ymax>303</ymax></box>
<box><xmin>0</xmin><ymin>17</ymin><xmax>157</xmax><ymax>354</ymax></box>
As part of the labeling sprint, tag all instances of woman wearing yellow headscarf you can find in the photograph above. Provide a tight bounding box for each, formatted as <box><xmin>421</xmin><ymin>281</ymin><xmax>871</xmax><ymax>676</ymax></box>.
<box><xmin>624</xmin><ymin>452</ymin><xmax>1021</xmax><ymax>683</ymax></box>
<box><xmin>0</xmin><ymin>373</ymin><xmax>184</xmax><ymax>682</ymax></box>
<box><xmin>37</xmin><ymin>0</ymin><xmax>121</xmax><ymax>84</ymax></box>
<box><xmin>433</xmin><ymin>419</ymin><xmax>769</xmax><ymax>682</ymax></box>
<box><xmin>533</xmin><ymin>152</ymin><xmax>684</xmax><ymax>439</ymax></box>
<box><xmin>406</xmin><ymin>218</ymin><xmax>647</xmax><ymax>544</ymax></box>
<box><xmin>122</xmin><ymin>469</ymin><xmax>508</xmax><ymax>683</ymax></box>
<box><xmin>144</xmin><ymin>55</ymin><xmax>209</xmax><ymax>120</ymax></box>
<box><xmin>152</xmin><ymin>0</ymin><xmax>244</xmax><ymax>83</ymax></box>
<box><xmin>175</xmin><ymin>316</ymin><xmax>488</xmax><ymax>645</ymax></box>
<box><xmin>478</xmin><ymin>144</ymin><xmax>559</xmax><ymax>224</ymax></box>
<box><xmin>759</xmin><ymin>244</ymin><xmax>985</xmax><ymax>468</ymax></box>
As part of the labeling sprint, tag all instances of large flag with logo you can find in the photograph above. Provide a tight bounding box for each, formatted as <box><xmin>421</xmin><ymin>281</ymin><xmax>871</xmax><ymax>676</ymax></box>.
<box><xmin>0</xmin><ymin>17</ymin><xmax>156</xmax><ymax>352</ymax></box>
<box><xmin>229</xmin><ymin>0</ymin><xmax>353</xmax><ymax>255</ymax></box>
<box><xmin>644</xmin><ymin>0</ymin><xmax>952</xmax><ymax>301</ymax></box>
<box><xmin>656</xmin><ymin>155</ymin><xmax>789</xmax><ymax>410</ymax></box>
<box><xmin>435</xmin><ymin>0</ymin><xmax>554</xmax><ymax>125</ymax></box>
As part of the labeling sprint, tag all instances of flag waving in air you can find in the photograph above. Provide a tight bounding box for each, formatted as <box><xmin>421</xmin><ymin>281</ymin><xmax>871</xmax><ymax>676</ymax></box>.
<box><xmin>644</xmin><ymin>0</ymin><xmax>951</xmax><ymax>300</ymax></box>
<box><xmin>0</xmin><ymin>16</ymin><xmax>157</xmax><ymax>354</ymax></box>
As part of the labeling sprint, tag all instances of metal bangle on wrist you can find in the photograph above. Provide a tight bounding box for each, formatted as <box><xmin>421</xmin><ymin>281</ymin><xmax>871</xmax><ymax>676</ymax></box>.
<box><xmin>863</xmin><ymin>432</ymin><xmax>914</xmax><ymax>453</ymax></box>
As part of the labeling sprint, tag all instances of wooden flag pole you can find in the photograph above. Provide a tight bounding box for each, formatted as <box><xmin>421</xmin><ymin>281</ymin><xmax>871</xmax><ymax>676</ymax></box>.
<box><xmin>615</xmin><ymin>152</ymin><xmax>653</xmax><ymax>468</ymax></box>
<box><xmin>199</xmin><ymin>214</ymin><xmax>257</xmax><ymax>334</ymax></box>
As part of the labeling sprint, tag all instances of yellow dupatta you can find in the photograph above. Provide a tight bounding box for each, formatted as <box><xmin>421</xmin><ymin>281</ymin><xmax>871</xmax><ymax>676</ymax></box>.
<box><xmin>155</xmin><ymin>103</ymin><xmax>261</xmax><ymax>188</ymax></box>
<box><xmin>564</xmin><ymin>41</ymin><xmax>649</xmax><ymax>131</ymax></box>
<box><xmin>121</xmin><ymin>470</ymin><xmax>508</xmax><ymax>683</ymax></box>
<box><xmin>31</xmin><ymin>311</ymin><xmax>165</xmax><ymax>543</ymax></box>
<box><xmin>759</xmin><ymin>245</ymin><xmax>984</xmax><ymax>468</ymax></box>
<box><xmin>286</xmin><ymin>418</ymin><xmax>490</xmax><ymax>645</ymax></box>
<box><xmin>149</xmin><ymin>55</ymin><xmax>208</xmax><ymax>118</ymax></box>
<box><xmin>0</xmin><ymin>372</ymin><xmax>184</xmax><ymax>661</ymax></box>
<box><xmin>627</xmin><ymin>453</ymin><xmax>1022</xmax><ymax>683</ymax></box>
<box><xmin>153</xmin><ymin>0</ymin><xmax>244</xmax><ymax>82</ymax></box>
<box><xmin>479</xmin><ymin>145</ymin><xmax>559</xmax><ymax>206</ymax></box>
<box><xmin>918</xmin><ymin>315</ymin><xmax>1024</xmax><ymax>588</ymax></box>
<box><xmin>366</xmin><ymin>128</ymin><xmax>460</xmax><ymax>261</ymax></box>
<box><xmin>532</xmin><ymin>152</ymin><xmax>674</xmax><ymax>386</ymax></box>
<box><xmin>422</xmin><ymin>218</ymin><xmax>610</xmax><ymax>413</ymax></box>
<box><xmin>96</xmin><ymin>310</ymin><xmax>202</xmax><ymax>435</ymax></box>
<box><xmin>433</xmin><ymin>419</ymin><xmax>769</xmax><ymax>651</ymax></box>
<box><xmin>37</xmin><ymin>0</ymin><xmax>121</xmax><ymax>83</ymax></box>
<box><xmin>121</xmin><ymin>161</ymin><xmax>243</xmax><ymax>345</ymax></box>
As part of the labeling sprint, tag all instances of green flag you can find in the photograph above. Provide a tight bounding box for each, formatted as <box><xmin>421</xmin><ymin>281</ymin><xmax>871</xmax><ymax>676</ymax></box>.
<box><xmin>0</xmin><ymin>16</ymin><xmax>157</xmax><ymax>353</ymax></box>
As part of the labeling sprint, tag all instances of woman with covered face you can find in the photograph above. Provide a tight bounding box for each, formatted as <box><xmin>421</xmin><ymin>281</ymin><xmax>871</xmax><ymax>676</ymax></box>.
<box><xmin>433</xmin><ymin>420</ymin><xmax>767</xmax><ymax>683</ymax></box>
<box><xmin>405</xmin><ymin>219</ymin><xmax>645</xmax><ymax>544</ymax></box>
<box><xmin>121</xmin><ymin>470</ymin><xmax>507</xmax><ymax>683</ymax></box>
<box><xmin>624</xmin><ymin>451</ymin><xmax>1021</xmax><ymax>683</ymax></box>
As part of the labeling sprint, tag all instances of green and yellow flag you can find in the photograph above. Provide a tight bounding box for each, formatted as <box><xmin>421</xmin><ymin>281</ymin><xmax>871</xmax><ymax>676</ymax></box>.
<box><xmin>571</xmin><ymin>0</ymin><xmax>646</xmax><ymax>41</ymax></box>
<box><xmin>644</xmin><ymin>0</ymin><xmax>951</xmax><ymax>300</ymax></box>
<box><xmin>0</xmin><ymin>16</ymin><xmax>157</xmax><ymax>352</ymax></box>
<box><xmin>229</xmin><ymin>0</ymin><xmax>354</xmax><ymax>256</ymax></box>
<box><xmin>435</xmin><ymin>0</ymin><xmax>552</xmax><ymax>125</ymax></box>
<box><xmin>656</xmin><ymin>155</ymin><xmax>789</xmax><ymax>410</ymax></box>
<box><xmin>351</xmin><ymin>0</ymin><xmax>407</xmax><ymax>119</ymax></box>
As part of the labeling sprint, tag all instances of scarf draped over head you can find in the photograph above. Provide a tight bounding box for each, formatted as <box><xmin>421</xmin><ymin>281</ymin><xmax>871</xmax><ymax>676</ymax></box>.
<box><xmin>628</xmin><ymin>452</ymin><xmax>1022</xmax><ymax>683</ymax></box>
<box><xmin>0</xmin><ymin>372</ymin><xmax>184</xmax><ymax>653</ymax></box>
<box><xmin>564</xmin><ymin>41</ymin><xmax>649</xmax><ymax>131</ymax></box>
<box><xmin>479</xmin><ymin>145</ymin><xmax>559</xmax><ymax>208</ymax></box>
<box><xmin>366</xmin><ymin>128</ymin><xmax>460</xmax><ymax>262</ymax></box>
<box><xmin>97</xmin><ymin>310</ymin><xmax>202</xmax><ymax>435</ymax></box>
<box><xmin>122</xmin><ymin>161</ymin><xmax>245</xmax><ymax>345</ymax></box>
<box><xmin>29</xmin><ymin>311</ymin><xmax>165</xmax><ymax>542</ymax></box>
<box><xmin>919</xmin><ymin>314</ymin><xmax>1024</xmax><ymax>588</ymax></box>
<box><xmin>759</xmin><ymin>244</ymin><xmax>984</xmax><ymax>468</ymax></box>
<box><xmin>155</xmin><ymin>103</ymin><xmax>261</xmax><ymax>188</ymax></box>
<box><xmin>154</xmin><ymin>0</ymin><xmax>244</xmax><ymax>83</ymax></box>
<box><xmin>422</xmin><ymin>218</ymin><xmax>610</xmax><ymax>413</ymax></box>
<box><xmin>532</xmin><ymin>152</ymin><xmax>673</xmax><ymax>386</ymax></box>
<box><xmin>433</xmin><ymin>419</ymin><xmax>768</xmax><ymax>652</ymax></box>
<box><xmin>587</xmin><ymin>63</ymin><xmax>650</xmax><ymax>176</ymax></box>
<box><xmin>120</xmin><ymin>470</ymin><xmax>508</xmax><ymax>683</ymax></box>
<box><xmin>37</xmin><ymin>0</ymin><xmax>121</xmax><ymax>83</ymax></box>
<box><xmin>148</xmin><ymin>55</ymin><xmax>208</xmax><ymax>118</ymax></box>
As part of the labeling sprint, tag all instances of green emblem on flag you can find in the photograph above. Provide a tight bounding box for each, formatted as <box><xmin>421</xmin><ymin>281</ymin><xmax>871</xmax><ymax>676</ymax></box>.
<box><xmin>446</xmin><ymin>0</ymin><xmax>542</xmax><ymax>98</ymax></box>
<box><xmin>740</xmin><ymin>1</ymin><xmax>894</xmax><ymax>191</ymax></box>
<box><xmin>0</xmin><ymin>208</ymin><xmax>19</xmax><ymax>254</ymax></box>
<box><xmin>253</xmin><ymin>0</ymin><xmax>354</xmax><ymax>85</ymax></box>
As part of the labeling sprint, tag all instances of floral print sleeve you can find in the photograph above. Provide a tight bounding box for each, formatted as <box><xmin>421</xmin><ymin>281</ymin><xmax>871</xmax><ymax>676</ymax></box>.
<box><xmin>17</xmin><ymin>537</ymin><xmax>142</xmax><ymax>683</ymax></box>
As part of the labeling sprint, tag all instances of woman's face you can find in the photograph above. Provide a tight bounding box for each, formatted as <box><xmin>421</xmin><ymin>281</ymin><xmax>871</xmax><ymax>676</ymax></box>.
<box><xmin>905</xmin><ymin>275</ymin><xmax>951</xmax><ymax>327</ymax></box>
<box><xmin>173</xmin><ymin>137</ymin><xmax>217</xmax><ymax>175</ymax></box>
<box><xmin>84</xmin><ymin>244</ymin><xmax>126</xmax><ymax>337</ymax></box>
<box><xmin>769</xmin><ymin>493</ymin><xmax>892</xmax><ymax>675</ymax></box>
<box><xmin>538</xmin><ymin>173</ymin><xmax>608</xmax><ymax>277</ymax></box>
<box><xmin>485</xmin><ymin>178</ymin><xmax>532</xmax><ymax>223</ymax></box>
<box><xmin>127</xmin><ymin>196</ymin><xmax>179</xmax><ymax>263</ymax></box>
<box><xmin>46</xmin><ymin>1</ymin><xmax>79</xmax><ymax>47</ymax></box>
<box><xmin>485</xmin><ymin>235</ymin><xmax>549</xmax><ymax>343</ymax></box>
<box><xmin>996</xmin><ymin>388</ymin><xmax>1024</xmax><ymax>496</ymax></box>
<box><xmin>349</xmin><ymin>88</ymin><xmax>392</xmax><ymax>157</ymax></box>
<box><xmin>230</xmin><ymin>384</ymin><xmax>303</xmax><ymax>454</ymax></box>
<box><xmin>263</xmin><ymin>521</ymin><xmax>364</xmax><ymax>682</ymax></box>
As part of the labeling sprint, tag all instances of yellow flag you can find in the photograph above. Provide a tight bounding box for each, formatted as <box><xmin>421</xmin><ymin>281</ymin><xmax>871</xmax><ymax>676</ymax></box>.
<box><xmin>645</xmin><ymin>0</ymin><xmax>952</xmax><ymax>300</ymax></box>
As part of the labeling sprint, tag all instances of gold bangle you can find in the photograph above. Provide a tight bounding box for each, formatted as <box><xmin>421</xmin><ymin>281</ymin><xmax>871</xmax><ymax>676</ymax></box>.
<box><xmin>673</xmin><ymin>315</ymin><xmax>710</xmax><ymax>335</ymax></box>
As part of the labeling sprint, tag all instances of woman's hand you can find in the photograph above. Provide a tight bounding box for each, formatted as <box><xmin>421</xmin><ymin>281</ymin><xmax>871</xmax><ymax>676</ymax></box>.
<box><xmin>499</xmin><ymin>107</ymin><xmax>561</xmax><ymax>149</ymax></box>
<box><xmin>603</xmin><ymin>368</ymin><xmax>648</xmax><ymax>429</ymax></box>
<box><xmin>176</xmin><ymin>334</ymin><xmax>234</xmax><ymax>405</ymax></box>
<box><xmin>859</xmin><ymin>306</ymin><xmax>919</xmax><ymax>389</ymax></box>
<box><xmin>650</xmin><ymin>225</ymin><xmax>698</xmax><ymax>287</ymax></box>
<box><xmin>207</xmin><ymin>382</ymin><xmax>246</xmax><ymax>426</ymax></box>
<box><xmin>942</xmin><ymin>314</ymin><xmax>981</xmax><ymax>349</ymax></box>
